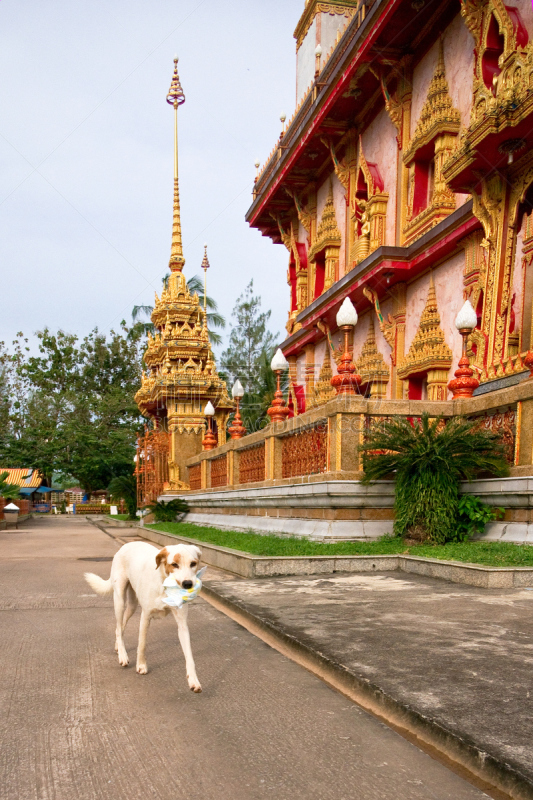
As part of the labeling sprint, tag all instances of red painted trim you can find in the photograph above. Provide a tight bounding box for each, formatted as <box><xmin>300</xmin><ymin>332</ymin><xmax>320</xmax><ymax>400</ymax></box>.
<box><xmin>282</xmin><ymin>215</ymin><xmax>481</xmax><ymax>356</ymax></box>
<box><xmin>248</xmin><ymin>0</ymin><xmax>405</xmax><ymax>227</ymax></box>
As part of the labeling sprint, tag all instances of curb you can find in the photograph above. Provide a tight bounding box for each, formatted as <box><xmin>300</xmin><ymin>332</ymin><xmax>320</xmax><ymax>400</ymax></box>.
<box><xmin>201</xmin><ymin>582</ymin><xmax>533</xmax><ymax>800</ymax></box>
<box><xmin>139</xmin><ymin>526</ymin><xmax>533</xmax><ymax>589</ymax></box>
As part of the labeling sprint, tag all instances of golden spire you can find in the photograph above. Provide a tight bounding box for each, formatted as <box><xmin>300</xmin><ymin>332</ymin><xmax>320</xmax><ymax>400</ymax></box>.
<box><xmin>166</xmin><ymin>57</ymin><xmax>186</xmax><ymax>272</ymax></box>
<box><xmin>201</xmin><ymin>244</ymin><xmax>210</xmax><ymax>315</ymax></box>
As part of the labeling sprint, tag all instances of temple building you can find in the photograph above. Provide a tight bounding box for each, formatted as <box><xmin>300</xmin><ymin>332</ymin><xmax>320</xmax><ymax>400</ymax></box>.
<box><xmin>245</xmin><ymin>0</ymin><xmax>533</xmax><ymax>406</ymax></box>
<box><xmin>134</xmin><ymin>59</ymin><xmax>232</xmax><ymax>504</ymax></box>
<box><xmin>156</xmin><ymin>2</ymin><xmax>533</xmax><ymax>542</ymax></box>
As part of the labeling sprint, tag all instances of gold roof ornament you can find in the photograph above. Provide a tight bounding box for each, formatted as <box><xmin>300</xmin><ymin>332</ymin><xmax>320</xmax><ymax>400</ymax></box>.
<box><xmin>403</xmin><ymin>40</ymin><xmax>461</xmax><ymax>165</ymax></box>
<box><xmin>308</xmin><ymin>183</ymin><xmax>342</xmax><ymax>260</ymax></box>
<box><xmin>398</xmin><ymin>275</ymin><xmax>453</xmax><ymax>381</ymax></box>
<box><xmin>309</xmin><ymin>347</ymin><xmax>336</xmax><ymax>408</ymax></box>
<box><xmin>135</xmin><ymin>58</ymin><xmax>232</xmax><ymax>428</ymax></box>
<box><xmin>167</xmin><ymin>58</ymin><xmax>186</xmax><ymax>276</ymax></box>
<box><xmin>358</xmin><ymin>317</ymin><xmax>390</xmax><ymax>394</ymax></box>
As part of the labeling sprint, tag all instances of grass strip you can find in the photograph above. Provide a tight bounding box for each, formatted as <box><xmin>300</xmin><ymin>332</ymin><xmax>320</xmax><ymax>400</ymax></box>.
<box><xmin>146</xmin><ymin>522</ymin><xmax>533</xmax><ymax>567</ymax></box>
<box><xmin>107</xmin><ymin>514</ymin><xmax>130</xmax><ymax>521</ymax></box>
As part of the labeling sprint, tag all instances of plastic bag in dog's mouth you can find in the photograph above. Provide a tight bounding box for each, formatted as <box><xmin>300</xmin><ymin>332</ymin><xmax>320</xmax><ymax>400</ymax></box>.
<box><xmin>161</xmin><ymin>566</ymin><xmax>207</xmax><ymax>608</ymax></box>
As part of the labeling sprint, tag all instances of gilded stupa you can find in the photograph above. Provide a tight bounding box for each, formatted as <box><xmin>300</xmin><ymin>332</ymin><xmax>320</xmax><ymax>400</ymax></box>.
<box><xmin>135</xmin><ymin>58</ymin><xmax>232</xmax><ymax>493</ymax></box>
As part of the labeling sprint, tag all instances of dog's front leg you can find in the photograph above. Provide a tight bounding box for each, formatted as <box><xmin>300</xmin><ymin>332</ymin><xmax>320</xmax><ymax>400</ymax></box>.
<box><xmin>172</xmin><ymin>607</ymin><xmax>201</xmax><ymax>693</ymax></box>
<box><xmin>136</xmin><ymin>610</ymin><xmax>151</xmax><ymax>674</ymax></box>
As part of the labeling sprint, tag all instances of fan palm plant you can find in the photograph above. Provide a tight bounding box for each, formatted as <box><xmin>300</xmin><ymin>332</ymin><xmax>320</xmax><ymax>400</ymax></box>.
<box><xmin>0</xmin><ymin>471</ymin><xmax>21</xmax><ymax>500</ymax></box>
<box><xmin>360</xmin><ymin>414</ymin><xmax>509</xmax><ymax>544</ymax></box>
<box><xmin>132</xmin><ymin>274</ymin><xmax>225</xmax><ymax>346</ymax></box>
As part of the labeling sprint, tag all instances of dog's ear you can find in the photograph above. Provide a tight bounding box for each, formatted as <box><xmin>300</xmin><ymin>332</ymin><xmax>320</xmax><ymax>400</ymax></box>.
<box><xmin>155</xmin><ymin>547</ymin><xmax>169</xmax><ymax>570</ymax></box>
<box><xmin>192</xmin><ymin>545</ymin><xmax>202</xmax><ymax>562</ymax></box>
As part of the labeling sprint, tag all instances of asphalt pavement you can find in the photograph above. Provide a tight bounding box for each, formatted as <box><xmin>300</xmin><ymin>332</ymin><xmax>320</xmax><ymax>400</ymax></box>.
<box><xmin>0</xmin><ymin>516</ymin><xmax>495</xmax><ymax>800</ymax></box>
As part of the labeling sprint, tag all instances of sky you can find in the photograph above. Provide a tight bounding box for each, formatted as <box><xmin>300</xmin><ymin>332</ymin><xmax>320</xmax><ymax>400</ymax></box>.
<box><xmin>0</xmin><ymin>0</ymin><xmax>304</xmax><ymax>355</ymax></box>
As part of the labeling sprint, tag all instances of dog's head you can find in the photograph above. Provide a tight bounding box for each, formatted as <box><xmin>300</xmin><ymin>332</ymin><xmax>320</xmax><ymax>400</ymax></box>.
<box><xmin>155</xmin><ymin>544</ymin><xmax>202</xmax><ymax>589</ymax></box>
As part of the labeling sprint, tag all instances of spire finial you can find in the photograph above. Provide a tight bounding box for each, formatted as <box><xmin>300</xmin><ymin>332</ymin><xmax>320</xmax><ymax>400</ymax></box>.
<box><xmin>201</xmin><ymin>243</ymin><xmax>210</xmax><ymax>315</ymax></box>
<box><xmin>167</xmin><ymin>58</ymin><xmax>186</xmax><ymax>272</ymax></box>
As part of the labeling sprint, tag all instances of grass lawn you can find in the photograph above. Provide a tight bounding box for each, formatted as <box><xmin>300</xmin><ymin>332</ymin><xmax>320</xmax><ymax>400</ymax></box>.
<box><xmin>107</xmin><ymin>514</ymin><xmax>130</xmax><ymax>521</ymax></box>
<box><xmin>146</xmin><ymin>522</ymin><xmax>533</xmax><ymax>567</ymax></box>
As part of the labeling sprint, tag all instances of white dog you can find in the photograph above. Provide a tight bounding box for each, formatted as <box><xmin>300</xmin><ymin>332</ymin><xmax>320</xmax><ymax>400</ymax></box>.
<box><xmin>84</xmin><ymin>541</ymin><xmax>203</xmax><ymax>691</ymax></box>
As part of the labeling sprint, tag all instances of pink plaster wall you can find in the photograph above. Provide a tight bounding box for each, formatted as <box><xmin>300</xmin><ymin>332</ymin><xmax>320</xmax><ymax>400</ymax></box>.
<box><xmin>360</xmin><ymin>108</ymin><xmax>397</xmax><ymax>246</ymax></box>
<box><xmin>404</xmin><ymin>254</ymin><xmax>465</xmax><ymax>398</ymax></box>
<box><xmin>296</xmin><ymin>18</ymin><xmax>317</xmax><ymax>104</ymax></box>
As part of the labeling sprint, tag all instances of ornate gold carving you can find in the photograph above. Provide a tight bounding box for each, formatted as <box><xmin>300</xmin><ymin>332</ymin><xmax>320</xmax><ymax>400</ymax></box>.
<box><xmin>308</xmin><ymin>345</ymin><xmax>336</xmax><ymax>409</ymax></box>
<box><xmin>308</xmin><ymin>184</ymin><xmax>342</xmax><ymax>293</ymax></box>
<box><xmin>239</xmin><ymin>444</ymin><xmax>266</xmax><ymax>484</ymax></box>
<box><xmin>358</xmin><ymin>317</ymin><xmax>390</xmax><ymax>398</ymax></box>
<box><xmin>403</xmin><ymin>42</ymin><xmax>460</xmax><ymax>244</ymax></box>
<box><xmin>397</xmin><ymin>277</ymin><xmax>453</xmax><ymax>400</ymax></box>
<box><xmin>350</xmin><ymin>138</ymin><xmax>389</xmax><ymax>265</ymax></box>
<box><xmin>281</xmin><ymin>423</ymin><xmax>328</xmax><ymax>479</ymax></box>
<box><xmin>322</xmin><ymin>138</ymin><xmax>350</xmax><ymax>195</ymax></box>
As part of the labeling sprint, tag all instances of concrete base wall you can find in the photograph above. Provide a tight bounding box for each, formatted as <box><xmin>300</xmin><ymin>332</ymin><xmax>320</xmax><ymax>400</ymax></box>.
<box><xmin>163</xmin><ymin>476</ymin><xmax>533</xmax><ymax>543</ymax></box>
<box><xmin>183</xmin><ymin>512</ymin><xmax>393</xmax><ymax>542</ymax></box>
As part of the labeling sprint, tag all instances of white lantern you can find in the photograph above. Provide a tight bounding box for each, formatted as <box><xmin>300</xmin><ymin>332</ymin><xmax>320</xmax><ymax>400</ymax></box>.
<box><xmin>336</xmin><ymin>297</ymin><xmax>358</xmax><ymax>328</ymax></box>
<box><xmin>204</xmin><ymin>401</ymin><xmax>215</xmax><ymax>416</ymax></box>
<box><xmin>271</xmin><ymin>348</ymin><xmax>289</xmax><ymax>372</ymax></box>
<box><xmin>454</xmin><ymin>300</ymin><xmax>478</xmax><ymax>331</ymax></box>
<box><xmin>232</xmin><ymin>379</ymin><xmax>244</xmax><ymax>399</ymax></box>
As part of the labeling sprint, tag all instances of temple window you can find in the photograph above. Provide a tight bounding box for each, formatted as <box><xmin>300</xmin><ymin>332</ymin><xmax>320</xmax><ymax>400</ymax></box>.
<box><xmin>313</xmin><ymin>253</ymin><xmax>325</xmax><ymax>299</ymax></box>
<box><xmin>350</xmin><ymin>139</ymin><xmax>388</xmax><ymax>266</ymax></box>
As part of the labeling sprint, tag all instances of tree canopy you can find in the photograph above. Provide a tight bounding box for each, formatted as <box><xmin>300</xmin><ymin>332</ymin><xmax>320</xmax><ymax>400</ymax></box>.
<box><xmin>0</xmin><ymin>325</ymin><xmax>144</xmax><ymax>492</ymax></box>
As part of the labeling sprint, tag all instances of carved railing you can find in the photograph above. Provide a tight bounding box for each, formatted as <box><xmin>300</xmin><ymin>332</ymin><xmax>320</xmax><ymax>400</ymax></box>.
<box><xmin>135</xmin><ymin>427</ymin><xmax>170</xmax><ymax>507</ymax></box>
<box><xmin>471</xmin><ymin>407</ymin><xmax>517</xmax><ymax>465</ymax></box>
<box><xmin>210</xmin><ymin>455</ymin><xmax>228</xmax><ymax>488</ymax></box>
<box><xmin>281</xmin><ymin>422</ymin><xmax>328</xmax><ymax>480</ymax></box>
<box><xmin>188</xmin><ymin>464</ymin><xmax>201</xmax><ymax>491</ymax></box>
<box><xmin>239</xmin><ymin>444</ymin><xmax>266</xmax><ymax>485</ymax></box>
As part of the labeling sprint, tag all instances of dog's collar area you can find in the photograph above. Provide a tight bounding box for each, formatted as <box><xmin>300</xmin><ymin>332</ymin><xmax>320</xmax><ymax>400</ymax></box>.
<box><xmin>161</xmin><ymin>567</ymin><xmax>207</xmax><ymax>609</ymax></box>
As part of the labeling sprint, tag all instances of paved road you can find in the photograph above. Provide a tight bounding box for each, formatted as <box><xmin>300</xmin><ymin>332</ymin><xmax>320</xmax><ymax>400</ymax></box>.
<box><xmin>0</xmin><ymin>516</ymin><xmax>493</xmax><ymax>800</ymax></box>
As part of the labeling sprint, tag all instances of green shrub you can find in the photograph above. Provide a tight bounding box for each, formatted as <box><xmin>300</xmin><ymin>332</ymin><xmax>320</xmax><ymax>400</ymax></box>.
<box><xmin>455</xmin><ymin>494</ymin><xmax>505</xmax><ymax>541</ymax></box>
<box><xmin>147</xmin><ymin>498</ymin><xmax>189</xmax><ymax>523</ymax></box>
<box><xmin>361</xmin><ymin>414</ymin><xmax>508</xmax><ymax>544</ymax></box>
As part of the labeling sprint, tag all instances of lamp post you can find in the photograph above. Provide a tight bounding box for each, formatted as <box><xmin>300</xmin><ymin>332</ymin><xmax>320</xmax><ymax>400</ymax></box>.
<box><xmin>330</xmin><ymin>297</ymin><xmax>361</xmax><ymax>395</ymax></box>
<box><xmin>228</xmin><ymin>379</ymin><xmax>247</xmax><ymax>439</ymax></box>
<box><xmin>201</xmin><ymin>244</ymin><xmax>209</xmax><ymax>317</ymax></box>
<box><xmin>267</xmin><ymin>348</ymin><xmax>290</xmax><ymax>423</ymax></box>
<box><xmin>314</xmin><ymin>44</ymin><xmax>322</xmax><ymax>78</ymax></box>
<box><xmin>448</xmin><ymin>299</ymin><xmax>479</xmax><ymax>399</ymax></box>
<box><xmin>202</xmin><ymin>401</ymin><xmax>217</xmax><ymax>450</ymax></box>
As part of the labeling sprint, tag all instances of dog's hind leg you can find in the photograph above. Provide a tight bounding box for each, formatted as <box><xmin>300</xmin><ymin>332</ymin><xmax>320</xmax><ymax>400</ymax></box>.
<box><xmin>122</xmin><ymin>585</ymin><xmax>138</xmax><ymax>632</ymax></box>
<box><xmin>172</xmin><ymin>607</ymin><xmax>202</xmax><ymax>693</ymax></box>
<box><xmin>113</xmin><ymin>581</ymin><xmax>130</xmax><ymax>666</ymax></box>
<box><xmin>136</xmin><ymin>610</ymin><xmax>151</xmax><ymax>675</ymax></box>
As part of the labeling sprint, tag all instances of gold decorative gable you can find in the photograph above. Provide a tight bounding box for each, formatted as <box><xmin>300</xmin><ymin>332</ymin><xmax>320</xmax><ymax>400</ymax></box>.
<box><xmin>397</xmin><ymin>277</ymin><xmax>452</xmax><ymax>400</ymax></box>
<box><xmin>358</xmin><ymin>317</ymin><xmax>390</xmax><ymax>398</ymax></box>
<box><xmin>308</xmin><ymin>184</ymin><xmax>342</xmax><ymax>294</ymax></box>
<box><xmin>308</xmin><ymin>347</ymin><xmax>336</xmax><ymax>408</ymax></box>
<box><xmin>294</xmin><ymin>1</ymin><xmax>358</xmax><ymax>49</ymax></box>
<box><xmin>403</xmin><ymin>42</ymin><xmax>461</xmax><ymax>165</ymax></box>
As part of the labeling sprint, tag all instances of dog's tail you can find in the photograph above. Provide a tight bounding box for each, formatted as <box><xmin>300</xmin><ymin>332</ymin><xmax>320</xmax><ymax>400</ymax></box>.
<box><xmin>84</xmin><ymin>572</ymin><xmax>113</xmax><ymax>596</ymax></box>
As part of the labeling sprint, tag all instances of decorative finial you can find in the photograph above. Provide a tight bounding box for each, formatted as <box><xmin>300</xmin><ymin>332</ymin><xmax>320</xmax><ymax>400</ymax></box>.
<box><xmin>167</xmin><ymin>57</ymin><xmax>186</xmax><ymax>273</ymax></box>
<box><xmin>166</xmin><ymin>57</ymin><xmax>186</xmax><ymax>109</ymax></box>
<box><xmin>201</xmin><ymin>244</ymin><xmax>210</xmax><ymax>316</ymax></box>
<box><xmin>201</xmin><ymin>244</ymin><xmax>210</xmax><ymax>271</ymax></box>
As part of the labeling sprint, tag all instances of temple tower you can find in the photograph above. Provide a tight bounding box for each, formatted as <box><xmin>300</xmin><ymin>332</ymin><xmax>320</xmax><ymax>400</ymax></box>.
<box><xmin>135</xmin><ymin>59</ymin><xmax>232</xmax><ymax>498</ymax></box>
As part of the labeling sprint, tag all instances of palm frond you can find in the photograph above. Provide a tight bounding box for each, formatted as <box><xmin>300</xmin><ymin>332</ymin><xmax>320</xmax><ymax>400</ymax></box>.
<box><xmin>132</xmin><ymin>305</ymin><xmax>153</xmax><ymax>322</ymax></box>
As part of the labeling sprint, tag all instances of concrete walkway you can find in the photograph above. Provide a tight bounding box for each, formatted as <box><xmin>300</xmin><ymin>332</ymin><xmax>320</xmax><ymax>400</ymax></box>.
<box><xmin>0</xmin><ymin>515</ymin><xmax>497</xmax><ymax>800</ymax></box>
<box><xmin>205</xmin><ymin>570</ymin><xmax>533</xmax><ymax>798</ymax></box>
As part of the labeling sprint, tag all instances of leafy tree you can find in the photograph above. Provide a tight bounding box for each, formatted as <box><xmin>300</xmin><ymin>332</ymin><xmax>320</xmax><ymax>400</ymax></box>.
<box><xmin>108</xmin><ymin>474</ymin><xmax>138</xmax><ymax>520</ymax></box>
<box><xmin>0</xmin><ymin>325</ymin><xmax>144</xmax><ymax>493</ymax></box>
<box><xmin>221</xmin><ymin>280</ymin><xmax>277</xmax><ymax>391</ymax></box>
<box><xmin>361</xmin><ymin>414</ymin><xmax>509</xmax><ymax>544</ymax></box>
<box><xmin>131</xmin><ymin>274</ymin><xmax>225</xmax><ymax>345</ymax></box>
